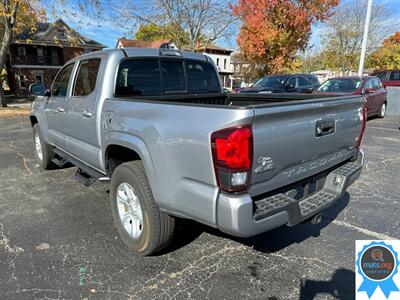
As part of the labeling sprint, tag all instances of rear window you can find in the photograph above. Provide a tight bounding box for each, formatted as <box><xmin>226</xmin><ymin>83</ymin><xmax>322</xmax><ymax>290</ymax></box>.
<box><xmin>161</xmin><ymin>61</ymin><xmax>186</xmax><ymax>93</ymax></box>
<box><xmin>115</xmin><ymin>59</ymin><xmax>220</xmax><ymax>97</ymax></box>
<box><xmin>186</xmin><ymin>61</ymin><xmax>220</xmax><ymax>93</ymax></box>
<box><xmin>115</xmin><ymin>59</ymin><xmax>162</xmax><ymax>96</ymax></box>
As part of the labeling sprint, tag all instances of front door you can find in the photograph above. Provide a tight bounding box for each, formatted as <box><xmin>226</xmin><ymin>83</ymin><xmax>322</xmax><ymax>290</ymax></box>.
<box><xmin>44</xmin><ymin>63</ymin><xmax>75</xmax><ymax>151</ymax></box>
<box><xmin>64</xmin><ymin>58</ymin><xmax>102</xmax><ymax>170</ymax></box>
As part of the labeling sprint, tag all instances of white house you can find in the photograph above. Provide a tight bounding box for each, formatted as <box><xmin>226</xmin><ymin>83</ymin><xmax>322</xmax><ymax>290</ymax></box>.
<box><xmin>195</xmin><ymin>44</ymin><xmax>234</xmax><ymax>89</ymax></box>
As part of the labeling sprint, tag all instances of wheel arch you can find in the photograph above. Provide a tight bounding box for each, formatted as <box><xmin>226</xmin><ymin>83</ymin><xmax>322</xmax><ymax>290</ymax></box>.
<box><xmin>29</xmin><ymin>115</ymin><xmax>38</xmax><ymax>127</ymax></box>
<box><xmin>103</xmin><ymin>133</ymin><xmax>158</xmax><ymax>193</ymax></box>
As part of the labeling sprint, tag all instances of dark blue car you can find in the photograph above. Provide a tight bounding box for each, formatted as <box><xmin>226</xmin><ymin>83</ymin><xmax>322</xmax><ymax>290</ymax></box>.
<box><xmin>239</xmin><ymin>74</ymin><xmax>320</xmax><ymax>94</ymax></box>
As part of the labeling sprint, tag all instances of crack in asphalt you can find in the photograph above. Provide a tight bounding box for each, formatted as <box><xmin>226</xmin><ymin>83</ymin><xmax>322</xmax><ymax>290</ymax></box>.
<box><xmin>16</xmin><ymin>151</ymin><xmax>33</xmax><ymax>175</ymax></box>
<box><xmin>0</xmin><ymin>222</ymin><xmax>24</xmax><ymax>286</ymax></box>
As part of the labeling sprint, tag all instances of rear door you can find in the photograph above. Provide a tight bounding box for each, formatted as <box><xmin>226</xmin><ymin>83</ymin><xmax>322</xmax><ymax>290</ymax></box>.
<box><xmin>249</xmin><ymin>96</ymin><xmax>364</xmax><ymax>196</ymax></box>
<box><xmin>44</xmin><ymin>63</ymin><xmax>75</xmax><ymax>151</ymax></box>
<box><xmin>64</xmin><ymin>58</ymin><xmax>102</xmax><ymax>169</ymax></box>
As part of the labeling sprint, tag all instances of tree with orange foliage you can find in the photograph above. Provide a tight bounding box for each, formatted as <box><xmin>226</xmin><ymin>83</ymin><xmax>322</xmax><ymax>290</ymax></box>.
<box><xmin>231</xmin><ymin>0</ymin><xmax>339</xmax><ymax>76</ymax></box>
<box><xmin>367</xmin><ymin>32</ymin><xmax>400</xmax><ymax>71</ymax></box>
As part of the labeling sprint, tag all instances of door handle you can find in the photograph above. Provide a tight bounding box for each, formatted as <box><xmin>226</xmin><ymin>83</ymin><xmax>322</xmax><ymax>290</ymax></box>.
<box><xmin>81</xmin><ymin>110</ymin><xmax>92</xmax><ymax>118</ymax></box>
<box><xmin>57</xmin><ymin>107</ymin><xmax>65</xmax><ymax>113</ymax></box>
<box><xmin>315</xmin><ymin>119</ymin><xmax>335</xmax><ymax>137</ymax></box>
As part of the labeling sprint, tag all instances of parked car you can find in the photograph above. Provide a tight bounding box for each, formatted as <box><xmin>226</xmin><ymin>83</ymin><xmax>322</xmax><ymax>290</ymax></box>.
<box><xmin>314</xmin><ymin>76</ymin><xmax>387</xmax><ymax>118</ymax></box>
<box><xmin>371</xmin><ymin>70</ymin><xmax>400</xmax><ymax>88</ymax></box>
<box><xmin>238</xmin><ymin>74</ymin><xmax>320</xmax><ymax>94</ymax></box>
<box><xmin>29</xmin><ymin>49</ymin><xmax>365</xmax><ymax>255</ymax></box>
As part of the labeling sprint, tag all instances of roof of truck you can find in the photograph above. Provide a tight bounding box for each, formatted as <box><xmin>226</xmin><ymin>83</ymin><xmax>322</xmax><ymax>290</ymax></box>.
<box><xmin>67</xmin><ymin>48</ymin><xmax>209</xmax><ymax>63</ymax></box>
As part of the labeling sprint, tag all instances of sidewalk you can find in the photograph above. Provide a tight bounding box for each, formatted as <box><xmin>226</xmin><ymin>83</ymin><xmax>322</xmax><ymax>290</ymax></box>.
<box><xmin>7</xmin><ymin>102</ymin><xmax>32</xmax><ymax>109</ymax></box>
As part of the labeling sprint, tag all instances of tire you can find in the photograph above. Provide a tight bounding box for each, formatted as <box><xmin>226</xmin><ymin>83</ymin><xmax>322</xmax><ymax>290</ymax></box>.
<box><xmin>378</xmin><ymin>103</ymin><xmax>386</xmax><ymax>118</ymax></box>
<box><xmin>32</xmin><ymin>124</ymin><xmax>54</xmax><ymax>169</ymax></box>
<box><xmin>110</xmin><ymin>161</ymin><xmax>175</xmax><ymax>255</ymax></box>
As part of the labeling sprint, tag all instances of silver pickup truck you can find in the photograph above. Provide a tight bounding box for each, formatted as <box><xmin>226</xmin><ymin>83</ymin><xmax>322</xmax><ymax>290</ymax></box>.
<box><xmin>29</xmin><ymin>48</ymin><xmax>366</xmax><ymax>255</ymax></box>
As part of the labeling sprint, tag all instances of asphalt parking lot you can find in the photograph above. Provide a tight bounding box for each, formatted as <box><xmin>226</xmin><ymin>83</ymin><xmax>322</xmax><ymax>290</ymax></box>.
<box><xmin>0</xmin><ymin>115</ymin><xmax>399</xmax><ymax>300</ymax></box>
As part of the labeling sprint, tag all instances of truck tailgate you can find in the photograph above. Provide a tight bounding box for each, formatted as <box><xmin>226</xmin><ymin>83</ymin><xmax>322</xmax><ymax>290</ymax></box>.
<box><xmin>249</xmin><ymin>96</ymin><xmax>365</xmax><ymax>197</ymax></box>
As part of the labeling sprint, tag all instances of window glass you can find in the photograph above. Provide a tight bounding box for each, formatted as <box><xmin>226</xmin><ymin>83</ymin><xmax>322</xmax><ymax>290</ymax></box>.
<box><xmin>18</xmin><ymin>75</ymin><xmax>26</xmax><ymax>88</ymax></box>
<box><xmin>372</xmin><ymin>78</ymin><xmax>381</xmax><ymax>89</ymax></box>
<box><xmin>254</xmin><ymin>76</ymin><xmax>288</xmax><ymax>88</ymax></box>
<box><xmin>286</xmin><ymin>76</ymin><xmax>296</xmax><ymax>87</ymax></box>
<box><xmin>298</xmin><ymin>76</ymin><xmax>309</xmax><ymax>87</ymax></box>
<box><xmin>185</xmin><ymin>61</ymin><xmax>220</xmax><ymax>93</ymax></box>
<box><xmin>375</xmin><ymin>72</ymin><xmax>387</xmax><ymax>81</ymax></box>
<box><xmin>307</xmin><ymin>76</ymin><xmax>319</xmax><ymax>85</ymax></box>
<box><xmin>51</xmin><ymin>64</ymin><xmax>74</xmax><ymax>97</ymax></box>
<box><xmin>389</xmin><ymin>71</ymin><xmax>400</xmax><ymax>81</ymax></box>
<box><xmin>161</xmin><ymin>61</ymin><xmax>185</xmax><ymax>93</ymax></box>
<box><xmin>115</xmin><ymin>59</ymin><xmax>162</xmax><ymax>96</ymax></box>
<box><xmin>73</xmin><ymin>59</ymin><xmax>101</xmax><ymax>97</ymax></box>
<box><xmin>363</xmin><ymin>80</ymin><xmax>374</xmax><ymax>91</ymax></box>
<box><xmin>318</xmin><ymin>78</ymin><xmax>363</xmax><ymax>93</ymax></box>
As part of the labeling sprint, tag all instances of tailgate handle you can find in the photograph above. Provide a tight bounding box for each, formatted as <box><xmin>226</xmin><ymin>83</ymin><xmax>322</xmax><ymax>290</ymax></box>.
<box><xmin>316</xmin><ymin>120</ymin><xmax>335</xmax><ymax>137</ymax></box>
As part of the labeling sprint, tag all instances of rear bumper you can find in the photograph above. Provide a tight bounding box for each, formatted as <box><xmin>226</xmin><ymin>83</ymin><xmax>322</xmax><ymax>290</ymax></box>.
<box><xmin>216</xmin><ymin>150</ymin><xmax>364</xmax><ymax>237</ymax></box>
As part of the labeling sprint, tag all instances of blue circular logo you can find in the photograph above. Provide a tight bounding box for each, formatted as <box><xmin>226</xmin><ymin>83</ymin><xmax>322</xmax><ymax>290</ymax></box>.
<box><xmin>357</xmin><ymin>241</ymin><xmax>400</xmax><ymax>298</ymax></box>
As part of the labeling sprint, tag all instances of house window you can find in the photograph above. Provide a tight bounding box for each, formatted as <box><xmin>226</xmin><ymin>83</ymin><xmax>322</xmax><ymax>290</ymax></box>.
<box><xmin>50</xmin><ymin>49</ymin><xmax>60</xmax><ymax>66</ymax></box>
<box><xmin>17</xmin><ymin>75</ymin><xmax>27</xmax><ymax>89</ymax></box>
<box><xmin>18</xmin><ymin>46</ymin><xmax>27</xmax><ymax>63</ymax></box>
<box><xmin>216</xmin><ymin>58</ymin><xmax>219</xmax><ymax>66</ymax></box>
<box><xmin>57</xmin><ymin>29</ymin><xmax>66</xmax><ymax>39</ymax></box>
<box><xmin>37</xmin><ymin>48</ymin><xmax>44</xmax><ymax>64</ymax></box>
<box><xmin>34</xmin><ymin>73</ymin><xmax>44</xmax><ymax>83</ymax></box>
<box><xmin>224</xmin><ymin>59</ymin><xmax>227</xmax><ymax>69</ymax></box>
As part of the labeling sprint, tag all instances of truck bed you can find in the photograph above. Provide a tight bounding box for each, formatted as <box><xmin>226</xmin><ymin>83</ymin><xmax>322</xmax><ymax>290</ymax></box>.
<box><xmin>113</xmin><ymin>92</ymin><xmax>360</xmax><ymax>108</ymax></box>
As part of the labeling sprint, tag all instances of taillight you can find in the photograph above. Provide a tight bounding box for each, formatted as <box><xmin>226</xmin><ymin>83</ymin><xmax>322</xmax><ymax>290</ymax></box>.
<box><xmin>356</xmin><ymin>105</ymin><xmax>367</xmax><ymax>148</ymax></box>
<box><xmin>211</xmin><ymin>125</ymin><xmax>253</xmax><ymax>193</ymax></box>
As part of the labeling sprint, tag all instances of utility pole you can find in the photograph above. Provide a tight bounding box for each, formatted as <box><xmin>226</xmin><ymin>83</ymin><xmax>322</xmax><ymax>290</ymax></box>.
<box><xmin>358</xmin><ymin>0</ymin><xmax>373</xmax><ymax>77</ymax></box>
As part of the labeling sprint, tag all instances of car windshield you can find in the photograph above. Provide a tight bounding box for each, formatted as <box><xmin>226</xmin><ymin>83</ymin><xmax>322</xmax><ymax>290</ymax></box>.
<box><xmin>253</xmin><ymin>76</ymin><xmax>288</xmax><ymax>89</ymax></box>
<box><xmin>317</xmin><ymin>78</ymin><xmax>363</xmax><ymax>93</ymax></box>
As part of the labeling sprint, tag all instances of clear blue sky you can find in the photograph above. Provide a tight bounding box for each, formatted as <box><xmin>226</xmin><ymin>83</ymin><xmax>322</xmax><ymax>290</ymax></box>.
<box><xmin>44</xmin><ymin>0</ymin><xmax>400</xmax><ymax>50</ymax></box>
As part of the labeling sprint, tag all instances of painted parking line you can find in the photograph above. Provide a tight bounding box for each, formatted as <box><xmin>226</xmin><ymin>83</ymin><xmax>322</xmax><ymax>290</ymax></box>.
<box><xmin>332</xmin><ymin>220</ymin><xmax>397</xmax><ymax>240</ymax></box>
<box><xmin>367</xmin><ymin>126</ymin><xmax>399</xmax><ymax>132</ymax></box>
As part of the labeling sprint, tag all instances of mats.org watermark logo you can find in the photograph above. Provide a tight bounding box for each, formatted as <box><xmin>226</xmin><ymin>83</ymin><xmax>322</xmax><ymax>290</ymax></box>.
<box><xmin>356</xmin><ymin>240</ymin><xmax>400</xmax><ymax>299</ymax></box>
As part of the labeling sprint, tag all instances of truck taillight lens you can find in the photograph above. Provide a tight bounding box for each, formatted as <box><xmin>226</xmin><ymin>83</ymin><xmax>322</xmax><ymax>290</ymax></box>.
<box><xmin>211</xmin><ymin>125</ymin><xmax>253</xmax><ymax>193</ymax></box>
<box><xmin>356</xmin><ymin>105</ymin><xmax>367</xmax><ymax>148</ymax></box>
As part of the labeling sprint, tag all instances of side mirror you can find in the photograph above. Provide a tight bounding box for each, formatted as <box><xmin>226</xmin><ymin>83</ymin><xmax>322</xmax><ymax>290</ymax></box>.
<box><xmin>29</xmin><ymin>83</ymin><xmax>47</xmax><ymax>97</ymax></box>
<box><xmin>364</xmin><ymin>88</ymin><xmax>375</xmax><ymax>94</ymax></box>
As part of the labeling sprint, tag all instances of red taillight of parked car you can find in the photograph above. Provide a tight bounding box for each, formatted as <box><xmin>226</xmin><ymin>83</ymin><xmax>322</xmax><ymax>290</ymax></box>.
<box><xmin>356</xmin><ymin>105</ymin><xmax>367</xmax><ymax>149</ymax></box>
<box><xmin>211</xmin><ymin>125</ymin><xmax>253</xmax><ymax>193</ymax></box>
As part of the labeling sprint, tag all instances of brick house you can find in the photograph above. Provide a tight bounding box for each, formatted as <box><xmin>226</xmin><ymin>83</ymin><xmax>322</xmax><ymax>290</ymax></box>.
<box><xmin>5</xmin><ymin>19</ymin><xmax>105</xmax><ymax>97</ymax></box>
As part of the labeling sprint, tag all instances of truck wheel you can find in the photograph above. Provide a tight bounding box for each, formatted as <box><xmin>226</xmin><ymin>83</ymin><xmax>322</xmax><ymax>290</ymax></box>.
<box><xmin>378</xmin><ymin>103</ymin><xmax>386</xmax><ymax>118</ymax></box>
<box><xmin>32</xmin><ymin>124</ymin><xmax>54</xmax><ymax>169</ymax></box>
<box><xmin>110</xmin><ymin>161</ymin><xmax>175</xmax><ymax>255</ymax></box>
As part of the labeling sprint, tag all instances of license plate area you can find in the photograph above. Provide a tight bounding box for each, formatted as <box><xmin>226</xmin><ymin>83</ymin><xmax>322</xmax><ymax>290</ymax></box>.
<box><xmin>285</xmin><ymin>175</ymin><xmax>326</xmax><ymax>201</ymax></box>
